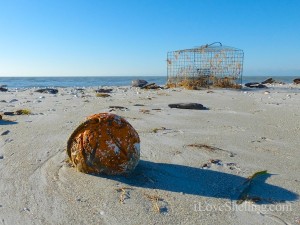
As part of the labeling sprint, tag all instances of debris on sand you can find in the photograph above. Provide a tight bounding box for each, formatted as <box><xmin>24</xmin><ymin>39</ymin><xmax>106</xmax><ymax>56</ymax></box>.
<box><xmin>294</xmin><ymin>78</ymin><xmax>300</xmax><ymax>84</ymax></box>
<box><xmin>96</xmin><ymin>93</ymin><xmax>111</xmax><ymax>98</ymax></box>
<box><xmin>67</xmin><ymin>113</ymin><xmax>140</xmax><ymax>175</ymax></box>
<box><xmin>244</xmin><ymin>82</ymin><xmax>267</xmax><ymax>88</ymax></box>
<box><xmin>132</xmin><ymin>79</ymin><xmax>148</xmax><ymax>87</ymax></box>
<box><xmin>35</xmin><ymin>88</ymin><xmax>58</xmax><ymax>94</ymax></box>
<box><xmin>168</xmin><ymin>103</ymin><xmax>208</xmax><ymax>110</ymax></box>
<box><xmin>237</xmin><ymin>170</ymin><xmax>268</xmax><ymax>204</ymax></box>
<box><xmin>95</xmin><ymin>88</ymin><xmax>113</xmax><ymax>93</ymax></box>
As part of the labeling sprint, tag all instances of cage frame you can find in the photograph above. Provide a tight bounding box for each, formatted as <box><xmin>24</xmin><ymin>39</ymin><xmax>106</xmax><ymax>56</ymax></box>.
<box><xmin>167</xmin><ymin>42</ymin><xmax>244</xmax><ymax>88</ymax></box>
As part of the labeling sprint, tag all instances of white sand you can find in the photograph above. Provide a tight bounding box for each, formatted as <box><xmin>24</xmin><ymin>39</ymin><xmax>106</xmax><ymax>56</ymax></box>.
<box><xmin>0</xmin><ymin>84</ymin><xmax>299</xmax><ymax>225</ymax></box>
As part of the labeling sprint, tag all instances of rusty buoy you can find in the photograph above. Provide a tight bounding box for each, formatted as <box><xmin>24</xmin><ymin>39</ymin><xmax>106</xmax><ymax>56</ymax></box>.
<box><xmin>67</xmin><ymin>113</ymin><xmax>140</xmax><ymax>175</ymax></box>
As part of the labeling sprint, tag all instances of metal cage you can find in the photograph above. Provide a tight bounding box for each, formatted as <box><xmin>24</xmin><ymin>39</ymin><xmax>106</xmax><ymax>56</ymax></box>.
<box><xmin>167</xmin><ymin>42</ymin><xmax>244</xmax><ymax>88</ymax></box>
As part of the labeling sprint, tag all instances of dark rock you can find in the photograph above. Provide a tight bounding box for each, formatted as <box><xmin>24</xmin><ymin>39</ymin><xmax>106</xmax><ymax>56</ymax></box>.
<box><xmin>1</xmin><ymin>130</ymin><xmax>10</xmax><ymax>136</ymax></box>
<box><xmin>0</xmin><ymin>87</ymin><xmax>8</xmax><ymax>92</ymax></box>
<box><xmin>132</xmin><ymin>79</ymin><xmax>148</xmax><ymax>87</ymax></box>
<box><xmin>9</xmin><ymin>99</ymin><xmax>18</xmax><ymax>103</ymax></box>
<box><xmin>293</xmin><ymin>78</ymin><xmax>300</xmax><ymax>84</ymax></box>
<box><xmin>140</xmin><ymin>83</ymin><xmax>162</xmax><ymax>89</ymax></box>
<box><xmin>245</xmin><ymin>82</ymin><xmax>267</xmax><ymax>88</ymax></box>
<box><xmin>3</xmin><ymin>112</ymin><xmax>14</xmax><ymax>116</ymax></box>
<box><xmin>109</xmin><ymin>106</ymin><xmax>129</xmax><ymax>110</ymax></box>
<box><xmin>133</xmin><ymin>104</ymin><xmax>145</xmax><ymax>106</ymax></box>
<box><xmin>261</xmin><ymin>78</ymin><xmax>275</xmax><ymax>84</ymax></box>
<box><xmin>168</xmin><ymin>103</ymin><xmax>208</xmax><ymax>110</ymax></box>
<box><xmin>35</xmin><ymin>88</ymin><xmax>58</xmax><ymax>94</ymax></box>
<box><xmin>256</xmin><ymin>84</ymin><xmax>268</xmax><ymax>88</ymax></box>
<box><xmin>95</xmin><ymin>88</ymin><xmax>113</xmax><ymax>93</ymax></box>
<box><xmin>245</xmin><ymin>82</ymin><xmax>259</xmax><ymax>87</ymax></box>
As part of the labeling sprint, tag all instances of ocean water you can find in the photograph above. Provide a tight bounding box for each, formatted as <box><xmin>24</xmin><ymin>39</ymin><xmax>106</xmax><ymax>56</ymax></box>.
<box><xmin>0</xmin><ymin>76</ymin><xmax>167</xmax><ymax>89</ymax></box>
<box><xmin>0</xmin><ymin>75</ymin><xmax>298</xmax><ymax>89</ymax></box>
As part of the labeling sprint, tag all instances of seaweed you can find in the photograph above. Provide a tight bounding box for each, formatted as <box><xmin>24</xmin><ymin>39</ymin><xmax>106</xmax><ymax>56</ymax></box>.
<box><xmin>15</xmin><ymin>109</ymin><xmax>31</xmax><ymax>115</ymax></box>
<box><xmin>152</xmin><ymin>127</ymin><xmax>167</xmax><ymax>133</ymax></box>
<box><xmin>236</xmin><ymin>170</ymin><xmax>268</xmax><ymax>204</ymax></box>
<box><xmin>96</xmin><ymin>93</ymin><xmax>111</xmax><ymax>98</ymax></box>
<box><xmin>115</xmin><ymin>187</ymin><xmax>134</xmax><ymax>204</ymax></box>
<box><xmin>144</xmin><ymin>193</ymin><xmax>164</xmax><ymax>213</ymax></box>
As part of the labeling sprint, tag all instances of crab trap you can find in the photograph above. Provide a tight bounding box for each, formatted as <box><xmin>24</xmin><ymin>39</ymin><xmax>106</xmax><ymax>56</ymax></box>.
<box><xmin>167</xmin><ymin>42</ymin><xmax>244</xmax><ymax>89</ymax></box>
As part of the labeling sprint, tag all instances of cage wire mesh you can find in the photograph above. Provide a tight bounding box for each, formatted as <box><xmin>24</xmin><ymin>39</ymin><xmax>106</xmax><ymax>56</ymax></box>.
<box><xmin>167</xmin><ymin>42</ymin><xmax>244</xmax><ymax>89</ymax></box>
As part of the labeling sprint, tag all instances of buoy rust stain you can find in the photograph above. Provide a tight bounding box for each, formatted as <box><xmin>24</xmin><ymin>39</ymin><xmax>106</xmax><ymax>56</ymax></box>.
<box><xmin>67</xmin><ymin>113</ymin><xmax>140</xmax><ymax>175</ymax></box>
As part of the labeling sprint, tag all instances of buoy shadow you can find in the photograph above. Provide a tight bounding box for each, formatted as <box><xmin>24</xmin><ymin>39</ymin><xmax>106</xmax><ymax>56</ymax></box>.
<box><xmin>0</xmin><ymin>120</ymin><xmax>18</xmax><ymax>125</ymax></box>
<box><xmin>98</xmin><ymin>160</ymin><xmax>299</xmax><ymax>204</ymax></box>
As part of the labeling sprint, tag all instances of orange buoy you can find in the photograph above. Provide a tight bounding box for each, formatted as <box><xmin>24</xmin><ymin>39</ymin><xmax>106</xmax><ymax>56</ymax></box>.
<box><xmin>67</xmin><ymin>113</ymin><xmax>140</xmax><ymax>175</ymax></box>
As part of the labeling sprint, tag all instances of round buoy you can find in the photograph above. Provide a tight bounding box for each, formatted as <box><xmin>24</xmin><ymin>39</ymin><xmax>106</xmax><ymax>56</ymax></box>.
<box><xmin>67</xmin><ymin>113</ymin><xmax>140</xmax><ymax>175</ymax></box>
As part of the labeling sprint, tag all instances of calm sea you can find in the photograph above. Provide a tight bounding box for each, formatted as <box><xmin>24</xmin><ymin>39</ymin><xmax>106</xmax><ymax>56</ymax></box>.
<box><xmin>0</xmin><ymin>76</ymin><xmax>298</xmax><ymax>89</ymax></box>
<box><xmin>0</xmin><ymin>76</ymin><xmax>166</xmax><ymax>89</ymax></box>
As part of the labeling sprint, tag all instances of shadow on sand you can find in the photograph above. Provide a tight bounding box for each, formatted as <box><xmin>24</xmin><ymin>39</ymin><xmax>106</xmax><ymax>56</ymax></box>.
<box><xmin>97</xmin><ymin>160</ymin><xmax>298</xmax><ymax>204</ymax></box>
<box><xmin>0</xmin><ymin>120</ymin><xmax>18</xmax><ymax>125</ymax></box>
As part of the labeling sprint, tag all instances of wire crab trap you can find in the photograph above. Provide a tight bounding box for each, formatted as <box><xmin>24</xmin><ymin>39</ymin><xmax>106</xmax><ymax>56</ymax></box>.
<box><xmin>167</xmin><ymin>42</ymin><xmax>244</xmax><ymax>89</ymax></box>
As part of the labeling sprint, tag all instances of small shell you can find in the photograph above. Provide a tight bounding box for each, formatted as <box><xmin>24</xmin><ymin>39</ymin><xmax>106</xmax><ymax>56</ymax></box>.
<box><xmin>67</xmin><ymin>113</ymin><xmax>140</xmax><ymax>175</ymax></box>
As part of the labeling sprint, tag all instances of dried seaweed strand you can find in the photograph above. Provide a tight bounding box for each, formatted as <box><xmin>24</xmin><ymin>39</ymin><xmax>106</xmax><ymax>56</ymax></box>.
<box><xmin>186</xmin><ymin>144</ymin><xmax>221</xmax><ymax>152</ymax></box>
<box><xmin>116</xmin><ymin>187</ymin><xmax>134</xmax><ymax>204</ymax></box>
<box><xmin>152</xmin><ymin>127</ymin><xmax>167</xmax><ymax>133</ymax></box>
<box><xmin>144</xmin><ymin>193</ymin><xmax>163</xmax><ymax>213</ymax></box>
<box><xmin>186</xmin><ymin>143</ymin><xmax>235</xmax><ymax>156</ymax></box>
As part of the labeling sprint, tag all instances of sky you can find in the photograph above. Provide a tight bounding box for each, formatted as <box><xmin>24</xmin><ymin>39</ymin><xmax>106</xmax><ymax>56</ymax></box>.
<box><xmin>0</xmin><ymin>0</ymin><xmax>300</xmax><ymax>77</ymax></box>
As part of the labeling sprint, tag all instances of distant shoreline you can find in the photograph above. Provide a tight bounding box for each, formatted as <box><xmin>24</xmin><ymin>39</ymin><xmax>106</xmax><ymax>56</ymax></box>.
<box><xmin>0</xmin><ymin>75</ymin><xmax>299</xmax><ymax>89</ymax></box>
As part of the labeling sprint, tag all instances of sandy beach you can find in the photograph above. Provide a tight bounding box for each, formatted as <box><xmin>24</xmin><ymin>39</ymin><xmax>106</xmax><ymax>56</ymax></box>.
<box><xmin>0</xmin><ymin>84</ymin><xmax>299</xmax><ymax>225</ymax></box>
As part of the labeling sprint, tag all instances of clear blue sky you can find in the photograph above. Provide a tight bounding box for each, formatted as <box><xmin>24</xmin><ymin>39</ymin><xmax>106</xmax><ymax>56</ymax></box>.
<box><xmin>0</xmin><ymin>0</ymin><xmax>299</xmax><ymax>77</ymax></box>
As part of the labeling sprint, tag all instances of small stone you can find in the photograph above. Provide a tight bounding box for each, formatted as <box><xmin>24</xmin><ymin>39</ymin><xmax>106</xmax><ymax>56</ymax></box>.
<box><xmin>0</xmin><ymin>87</ymin><xmax>8</xmax><ymax>92</ymax></box>
<box><xmin>1</xmin><ymin>130</ymin><xmax>10</xmax><ymax>136</ymax></box>
<box><xmin>229</xmin><ymin>152</ymin><xmax>235</xmax><ymax>157</ymax></box>
<box><xmin>5</xmin><ymin>139</ymin><xmax>13</xmax><ymax>143</ymax></box>
<box><xmin>3</xmin><ymin>112</ymin><xmax>14</xmax><ymax>116</ymax></box>
<box><xmin>209</xmin><ymin>159</ymin><xmax>222</xmax><ymax>165</ymax></box>
<box><xmin>35</xmin><ymin>88</ymin><xmax>58</xmax><ymax>94</ymax></box>
<box><xmin>9</xmin><ymin>99</ymin><xmax>18</xmax><ymax>103</ymax></box>
<box><xmin>0</xmin><ymin>155</ymin><xmax>3</xmax><ymax>159</ymax></box>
